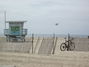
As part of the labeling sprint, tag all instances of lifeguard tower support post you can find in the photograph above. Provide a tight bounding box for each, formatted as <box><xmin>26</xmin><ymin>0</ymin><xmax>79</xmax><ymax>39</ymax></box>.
<box><xmin>4</xmin><ymin>21</ymin><xmax>27</xmax><ymax>42</ymax></box>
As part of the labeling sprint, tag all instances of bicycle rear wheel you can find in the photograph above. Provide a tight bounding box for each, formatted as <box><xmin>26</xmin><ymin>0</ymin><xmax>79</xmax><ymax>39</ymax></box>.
<box><xmin>60</xmin><ymin>43</ymin><xmax>66</xmax><ymax>51</ymax></box>
<box><xmin>69</xmin><ymin>42</ymin><xmax>75</xmax><ymax>51</ymax></box>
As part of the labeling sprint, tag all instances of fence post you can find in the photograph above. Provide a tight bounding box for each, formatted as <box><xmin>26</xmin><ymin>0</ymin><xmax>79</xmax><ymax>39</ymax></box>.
<box><xmin>67</xmin><ymin>33</ymin><xmax>70</xmax><ymax>51</ymax></box>
<box><xmin>52</xmin><ymin>34</ymin><xmax>57</xmax><ymax>54</ymax></box>
<box><xmin>32</xmin><ymin>33</ymin><xmax>34</xmax><ymax>54</ymax></box>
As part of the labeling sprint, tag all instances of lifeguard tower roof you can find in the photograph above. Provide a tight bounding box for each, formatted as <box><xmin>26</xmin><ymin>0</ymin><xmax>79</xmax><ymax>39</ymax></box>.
<box><xmin>6</xmin><ymin>21</ymin><xmax>26</xmax><ymax>23</ymax></box>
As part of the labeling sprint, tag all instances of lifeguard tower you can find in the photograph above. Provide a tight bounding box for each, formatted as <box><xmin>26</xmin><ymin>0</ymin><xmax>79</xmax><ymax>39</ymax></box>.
<box><xmin>4</xmin><ymin>21</ymin><xmax>27</xmax><ymax>42</ymax></box>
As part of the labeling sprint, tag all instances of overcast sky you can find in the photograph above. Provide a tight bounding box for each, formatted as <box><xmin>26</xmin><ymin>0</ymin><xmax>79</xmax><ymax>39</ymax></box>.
<box><xmin>0</xmin><ymin>0</ymin><xmax>89</xmax><ymax>35</ymax></box>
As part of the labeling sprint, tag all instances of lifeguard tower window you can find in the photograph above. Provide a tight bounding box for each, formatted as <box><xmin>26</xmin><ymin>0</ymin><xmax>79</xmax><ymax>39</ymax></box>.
<box><xmin>11</xmin><ymin>26</ymin><xmax>20</xmax><ymax>32</ymax></box>
<box><xmin>11</xmin><ymin>26</ymin><xmax>20</xmax><ymax>35</ymax></box>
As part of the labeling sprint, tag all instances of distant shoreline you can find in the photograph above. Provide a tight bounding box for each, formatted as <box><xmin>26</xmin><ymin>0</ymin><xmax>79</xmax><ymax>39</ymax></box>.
<box><xmin>0</xmin><ymin>34</ymin><xmax>88</xmax><ymax>38</ymax></box>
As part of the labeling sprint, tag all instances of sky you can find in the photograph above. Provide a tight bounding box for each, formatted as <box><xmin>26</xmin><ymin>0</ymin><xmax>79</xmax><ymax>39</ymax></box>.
<box><xmin>0</xmin><ymin>0</ymin><xmax>89</xmax><ymax>35</ymax></box>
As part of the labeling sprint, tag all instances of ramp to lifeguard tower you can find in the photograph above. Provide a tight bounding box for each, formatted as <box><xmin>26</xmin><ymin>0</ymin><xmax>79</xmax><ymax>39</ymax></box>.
<box><xmin>1</xmin><ymin>37</ymin><xmax>89</xmax><ymax>54</ymax></box>
<box><xmin>0</xmin><ymin>51</ymin><xmax>89</xmax><ymax>67</ymax></box>
<box><xmin>38</xmin><ymin>38</ymin><xmax>54</xmax><ymax>55</ymax></box>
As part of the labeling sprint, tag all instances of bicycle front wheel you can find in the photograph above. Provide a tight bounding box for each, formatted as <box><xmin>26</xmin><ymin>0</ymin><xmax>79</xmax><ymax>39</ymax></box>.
<box><xmin>60</xmin><ymin>43</ymin><xmax>66</xmax><ymax>51</ymax></box>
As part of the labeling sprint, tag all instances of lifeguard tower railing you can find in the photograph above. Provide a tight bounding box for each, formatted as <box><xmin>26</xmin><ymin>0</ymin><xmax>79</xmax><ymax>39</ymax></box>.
<box><xmin>4</xmin><ymin>29</ymin><xmax>27</xmax><ymax>36</ymax></box>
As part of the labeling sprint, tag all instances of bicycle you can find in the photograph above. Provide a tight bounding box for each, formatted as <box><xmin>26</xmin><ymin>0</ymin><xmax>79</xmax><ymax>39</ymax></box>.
<box><xmin>60</xmin><ymin>34</ymin><xmax>75</xmax><ymax>51</ymax></box>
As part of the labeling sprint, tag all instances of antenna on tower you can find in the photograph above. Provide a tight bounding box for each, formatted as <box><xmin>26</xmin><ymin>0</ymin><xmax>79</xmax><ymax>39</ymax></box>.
<box><xmin>4</xmin><ymin>11</ymin><xmax>6</xmax><ymax>29</ymax></box>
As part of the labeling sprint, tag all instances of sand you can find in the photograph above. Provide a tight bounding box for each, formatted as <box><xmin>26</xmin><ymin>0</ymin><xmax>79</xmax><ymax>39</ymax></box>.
<box><xmin>0</xmin><ymin>37</ymin><xmax>89</xmax><ymax>67</ymax></box>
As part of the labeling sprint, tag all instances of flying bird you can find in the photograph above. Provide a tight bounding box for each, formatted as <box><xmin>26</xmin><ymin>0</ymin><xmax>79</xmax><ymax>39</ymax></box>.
<box><xmin>55</xmin><ymin>23</ymin><xmax>59</xmax><ymax>26</ymax></box>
